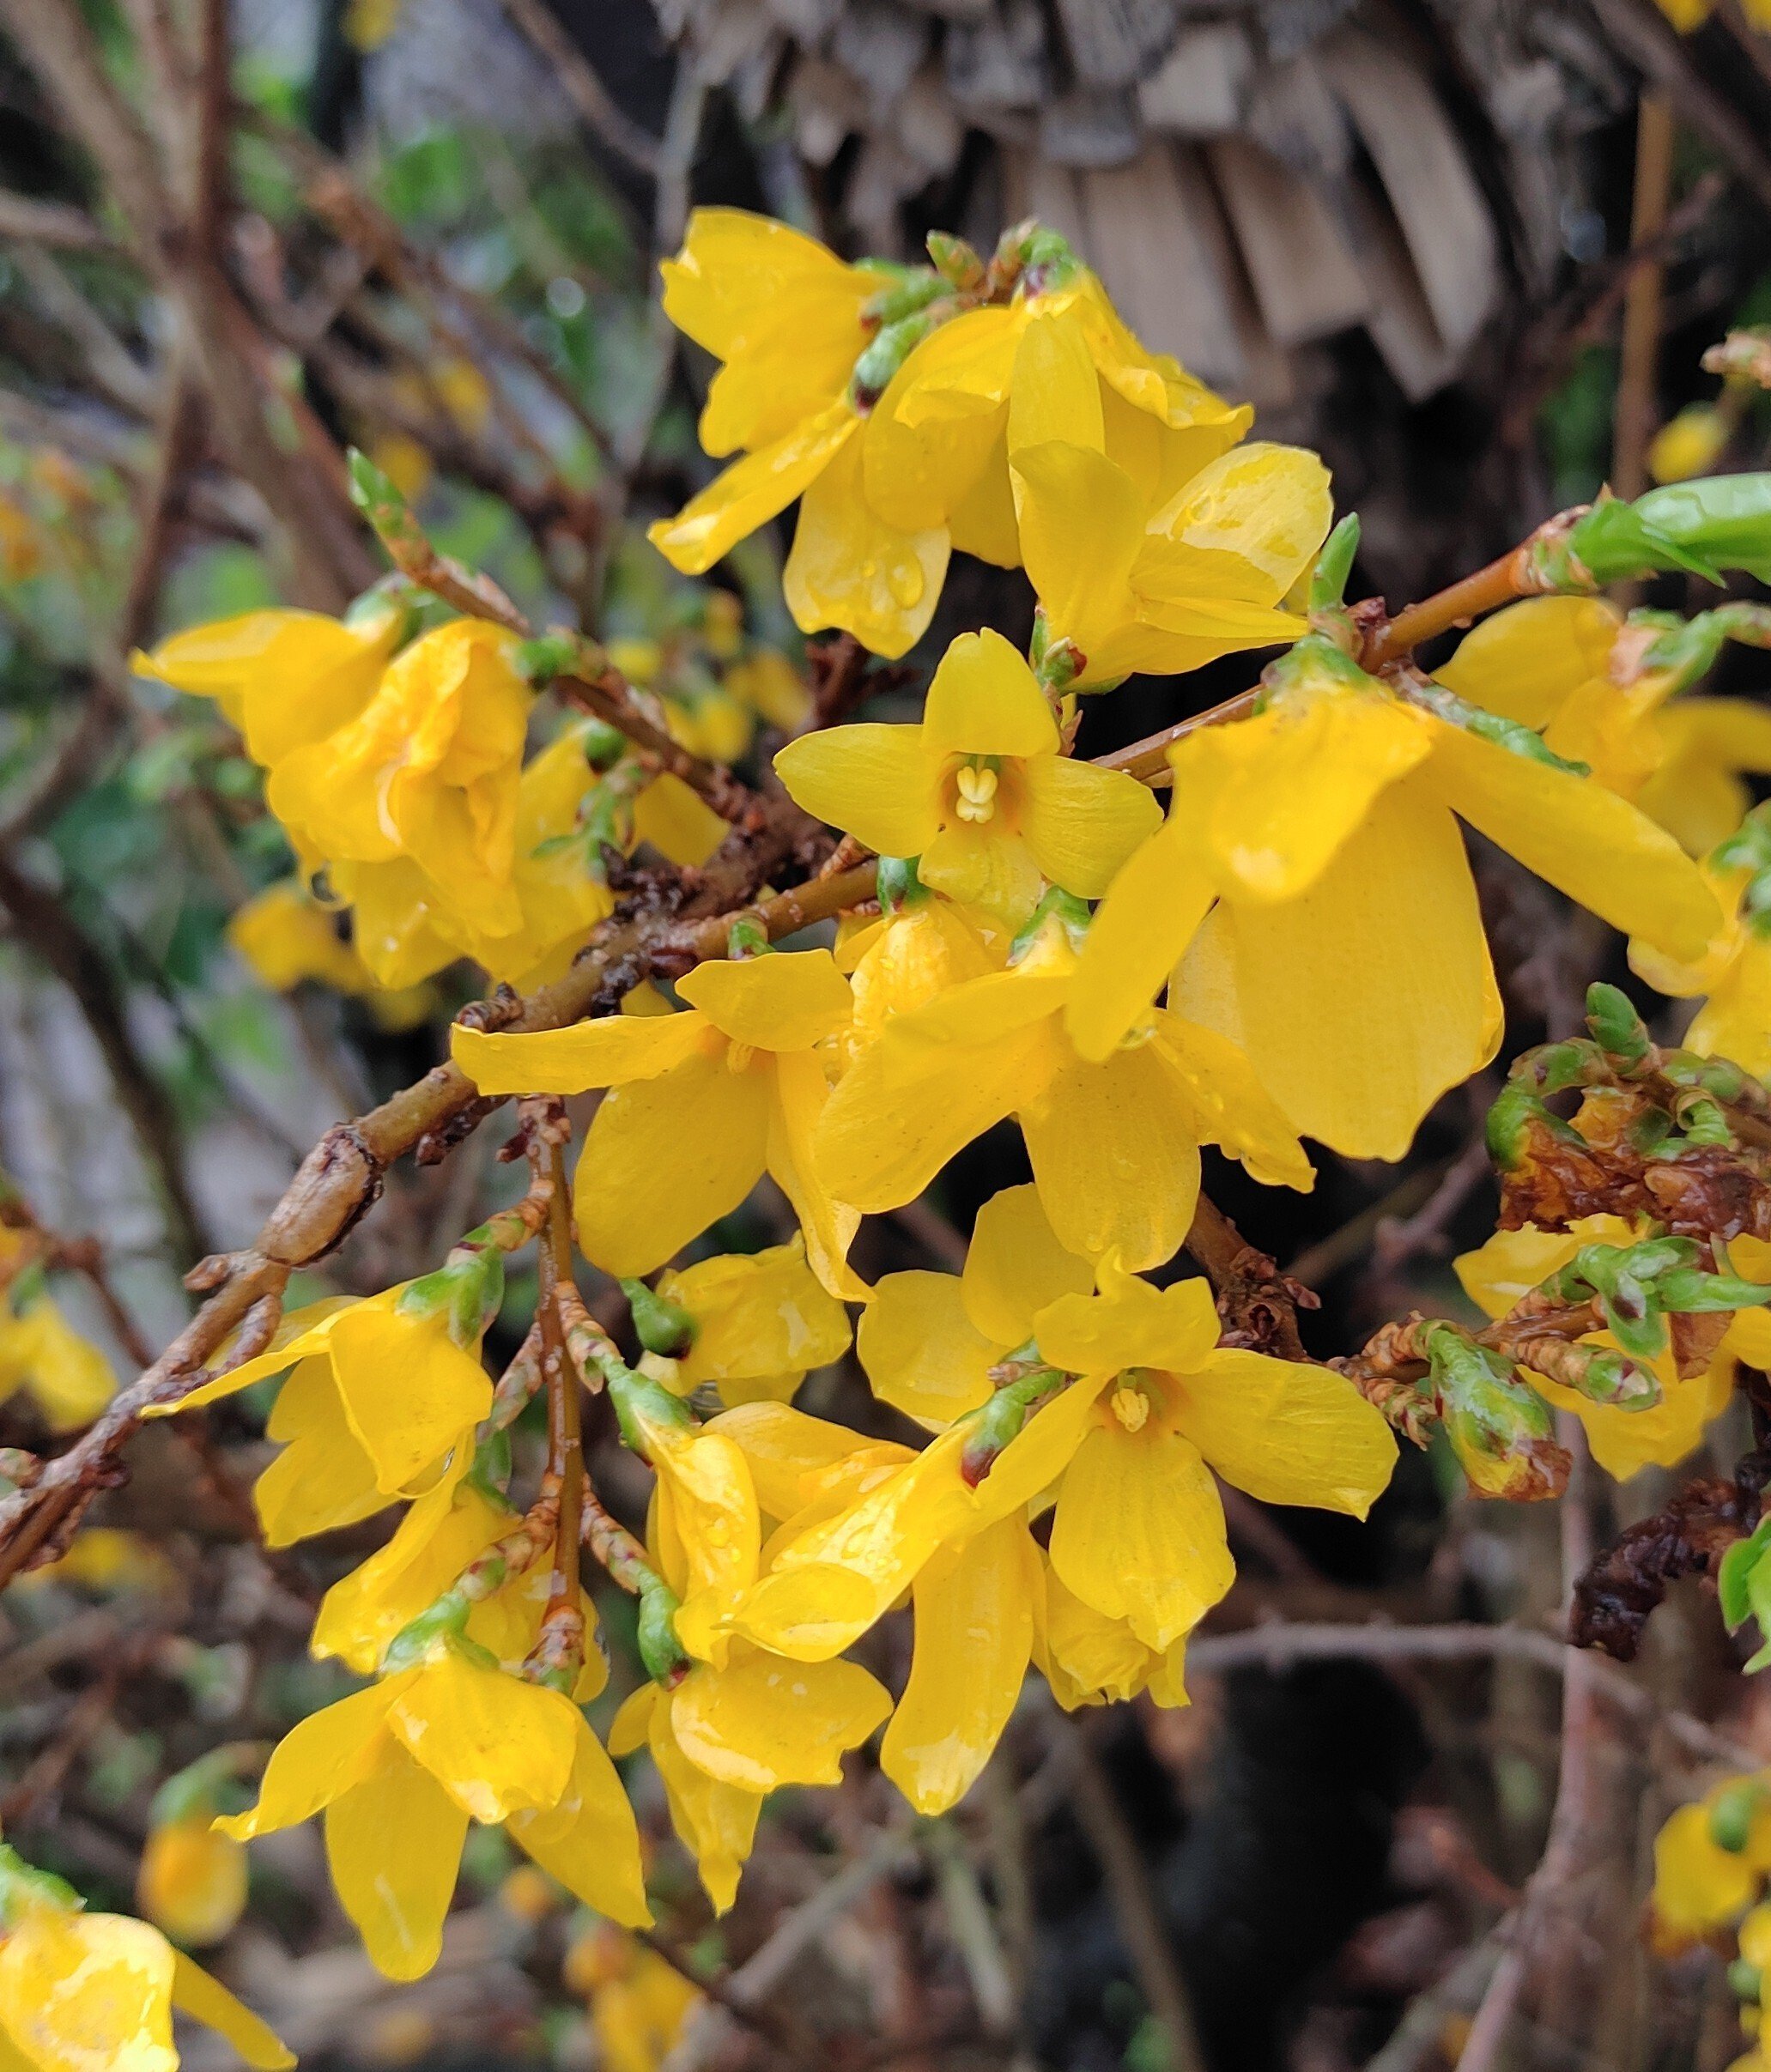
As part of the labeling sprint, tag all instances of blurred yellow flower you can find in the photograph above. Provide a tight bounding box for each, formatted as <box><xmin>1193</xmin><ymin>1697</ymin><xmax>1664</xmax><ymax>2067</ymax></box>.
<box><xmin>137</xmin><ymin>1816</ymin><xmax>247</xmax><ymax>1950</ymax></box>
<box><xmin>0</xmin><ymin>1290</ymin><xmax>115</xmax><ymax>1433</ymax></box>
<box><xmin>567</xmin><ymin>1924</ymin><xmax>701</xmax><ymax>2072</ymax></box>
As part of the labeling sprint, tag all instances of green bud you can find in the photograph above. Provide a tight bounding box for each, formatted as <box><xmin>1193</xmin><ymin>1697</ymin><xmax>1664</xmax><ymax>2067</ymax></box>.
<box><xmin>1568</xmin><ymin>476</ymin><xmax>1771</xmax><ymax>587</ymax></box>
<box><xmin>609</xmin><ymin>1362</ymin><xmax>695</xmax><ymax>1451</ymax></box>
<box><xmin>726</xmin><ymin>914</ymin><xmax>772</xmax><ymax>959</ymax></box>
<box><xmin>638</xmin><ymin>1576</ymin><xmax>689</xmax><ymax>1686</ymax></box>
<box><xmin>1729</xmin><ymin>1958</ymin><xmax>1762</xmax><ymax>2003</ymax></box>
<box><xmin>1713</xmin><ymin>1780</ymin><xmax>1768</xmax><ymax>1853</ymax></box>
<box><xmin>925</xmin><ymin>230</ymin><xmax>986</xmax><ymax>292</ymax></box>
<box><xmin>1018</xmin><ymin>224</ymin><xmax>1083</xmax><ymax>295</ymax></box>
<box><xmin>1427</xmin><ymin>1326</ymin><xmax>1565</xmax><ymax>1501</ymax></box>
<box><xmin>383</xmin><ymin>1592</ymin><xmax>474</xmax><ymax>1674</ymax></box>
<box><xmin>1586</xmin><ymin>983</ymin><xmax>1652</xmax><ymax>1068</ymax></box>
<box><xmin>1309</xmin><ymin>512</ymin><xmax>1362</xmax><ymax>613</ymax></box>
<box><xmin>515</xmin><ymin>631</ymin><xmax>584</xmax><ymax>686</ymax></box>
<box><xmin>467</xmin><ymin>1429</ymin><xmax>514</xmax><ymax>1499</ymax></box>
<box><xmin>1658</xmin><ymin>1267</ymin><xmax>1771</xmax><ymax>1314</ymax></box>
<box><xmin>622</xmin><ymin>1277</ymin><xmax>698</xmax><ymax>1359</ymax></box>
<box><xmin>851</xmin><ymin>309</ymin><xmax>939</xmax><ymax>410</ymax></box>
<box><xmin>1035</xmin><ymin>635</ymin><xmax>1085</xmax><ymax>696</ymax></box>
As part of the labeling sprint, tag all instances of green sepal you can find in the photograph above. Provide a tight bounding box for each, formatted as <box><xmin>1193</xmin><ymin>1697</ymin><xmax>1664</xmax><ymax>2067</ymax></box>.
<box><xmin>1657</xmin><ymin>1268</ymin><xmax>1771</xmax><ymax>1314</ymax></box>
<box><xmin>876</xmin><ymin>855</ymin><xmax>927</xmax><ymax>914</ymax></box>
<box><xmin>1309</xmin><ymin>512</ymin><xmax>1362</xmax><ymax>613</ymax></box>
<box><xmin>726</xmin><ymin>914</ymin><xmax>772</xmax><ymax>959</ymax></box>
<box><xmin>1408</xmin><ymin>675</ymin><xmax>1589</xmax><ymax>776</ymax></box>
<box><xmin>466</xmin><ymin>1429</ymin><xmax>515</xmax><ymax>1500</ymax></box>
<box><xmin>851</xmin><ymin>309</ymin><xmax>939</xmax><ymax>410</ymax></box>
<box><xmin>402</xmin><ymin>1246</ymin><xmax>504</xmax><ymax>1348</ymax></box>
<box><xmin>609</xmin><ymin>1363</ymin><xmax>695</xmax><ymax>1451</ymax></box>
<box><xmin>638</xmin><ymin>1577</ymin><xmax>689</xmax><ymax>1686</ymax></box>
<box><xmin>0</xmin><ymin>1843</ymin><xmax>82</xmax><ymax>1925</ymax></box>
<box><xmin>960</xmin><ymin>1369</ymin><xmax>1065</xmax><ymax>1487</ymax></box>
<box><xmin>925</xmin><ymin>230</ymin><xmax>986</xmax><ymax>293</ymax></box>
<box><xmin>1009</xmin><ymin>888</ymin><xmax>1090</xmax><ymax>965</ymax></box>
<box><xmin>382</xmin><ymin>1591</ymin><xmax>475</xmax><ymax>1674</ymax></box>
<box><xmin>622</xmin><ymin>1277</ymin><xmax>699</xmax><ymax>1359</ymax></box>
<box><xmin>1730</xmin><ymin>1959</ymin><xmax>1763</xmax><ymax>2003</ymax></box>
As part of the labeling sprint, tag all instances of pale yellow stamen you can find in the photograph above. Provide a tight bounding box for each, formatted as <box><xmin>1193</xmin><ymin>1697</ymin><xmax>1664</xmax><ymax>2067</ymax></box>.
<box><xmin>954</xmin><ymin>764</ymin><xmax>998</xmax><ymax>824</ymax></box>
<box><xmin>725</xmin><ymin>1039</ymin><xmax>755</xmax><ymax>1073</ymax></box>
<box><xmin>1109</xmin><ymin>1384</ymin><xmax>1149</xmax><ymax>1433</ymax></box>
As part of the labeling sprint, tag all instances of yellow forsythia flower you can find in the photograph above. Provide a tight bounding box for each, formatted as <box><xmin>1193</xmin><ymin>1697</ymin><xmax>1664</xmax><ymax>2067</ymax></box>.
<box><xmin>649</xmin><ymin>1234</ymin><xmax>852</xmax><ymax>1408</ymax></box>
<box><xmin>567</xmin><ymin>1924</ymin><xmax>701</xmax><ymax>2072</ymax></box>
<box><xmin>597</xmin><ymin>1394</ymin><xmax>894</xmax><ymax>1908</ymax></box>
<box><xmin>865</xmin><ymin>262</ymin><xmax>1251</xmax><ymax>581</ymax></box>
<box><xmin>0</xmin><ymin>1875</ymin><xmax>290</xmax><ymax>2070</ymax></box>
<box><xmin>138</xmin><ymin>1815</ymin><xmax>248</xmax><ymax>1949</ymax></box>
<box><xmin>454</xmin><ymin>948</ymin><xmax>866</xmax><ymax>1297</ymax></box>
<box><xmin>1070</xmin><ymin>638</ymin><xmax>1719</xmax><ymax>1162</ymax></box>
<box><xmin>17</xmin><ymin>1526</ymin><xmax>174</xmax><ymax>1596</ymax></box>
<box><xmin>1652</xmin><ymin>1776</ymin><xmax>1771</xmax><ymax>1948</ymax></box>
<box><xmin>1632</xmin><ymin>850</ymin><xmax>1771</xmax><ymax>1079</ymax></box>
<box><xmin>136</xmin><ymin>600</ymin><xmax>403</xmax><ymax>770</ymax></box>
<box><xmin>1650</xmin><ymin>403</ymin><xmax>1731</xmax><ymax>484</ymax></box>
<box><xmin>267</xmin><ymin>618</ymin><xmax>531</xmax><ymax>943</ymax></box>
<box><xmin>221</xmin><ymin>1637</ymin><xmax>648</xmax><ymax>1979</ymax></box>
<box><xmin>834</xmin><ymin>891</ymin><xmax>1009</xmax><ymax>1062</ymax></box>
<box><xmin>774</xmin><ymin>628</ymin><xmax>1159</xmax><ymax>921</ymax></box>
<box><xmin>816</xmin><ymin>904</ymin><xmax>1313</xmax><ymax>1274</ymax></box>
<box><xmin>146</xmin><ymin>1284</ymin><xmax>494</xmax><ymax>1546</ymax></box>
<box><xmin>0</xmin><ymin>1290</ymin><xmax>115</xmax><ymax>1432</ymax></box>
<box><xmin>227</xmin><ymin>880</ymin><xmax>434</xmax><ymax>1029</ymax></box>
<box><xmin>1439</xmin><ymin>595</ymin><xmax>1771</xmax><ymax>857</ymax></box>
<box><xmin>1455</xmin><ymin>1216</ymin><xmax>1744</xmax><ymax>1480</ymax></box>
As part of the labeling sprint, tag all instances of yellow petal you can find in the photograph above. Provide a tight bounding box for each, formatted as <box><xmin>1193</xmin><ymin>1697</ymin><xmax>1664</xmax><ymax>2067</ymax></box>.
<box><xmin>452</xmin><ymin>1008</ymin><xmax>711</xmax><ymax>1096</ymax></box>
<box><xmin>664</xmin><ymin>1239</ymin><xmax>852</xmax><ymax>1396</ymax></box>
<box><xmin>961</xmin><ymin>1182</ymin><xmax>1094</xmax><ymax>1348</ymax></box>
<box><xmin>669</xmin><ymin>1649</ymin><xmax>891</xmax><ymax>1791</ymax></box>
<box><xmin>388</xmin><ymin>1649</ymin><xmax>579</xmax><ymax>1823</ymax></box>
<box><xmin>1425</xmin><ymin>719</ymin><xmax>1722</xmax><ymax>960</ymax></box>
<box><xmin>862</xmin><ymin>310</ymin><xmax>1013</xmax><ymax>531</ymax></box>
<box><xmin>1435</xmin><ymin>596</ymin><xmax>1622</xmax><ymax>729</ymax></box>
<box><xmin>1048</xmin><ymin>1421</ymin><xmax>1232</xmax><ymax>1651</ymax></box>
<box><xmin>710</xmin><ymin>1401</ymin><xmax>913</xmax><ymax>1520</ymax></box>
<box><xmin>783</xmin><ymin>422</ymin><xmax>948</xmax><ymax>660</ymax></box>
<box><xmin>150</xmin><ymin>1296</ymin><xmax>357</xmax><ymax>1415</ymax></box>
<box><xmin>1005</xmin><ymin>307</ymin><xmax>1104</xmax><ymax>455</ymax></box>
<box><xmin>1065</xmin><ymin>817</ymin><xmax>1217</xmax><ymax>1063</ymax></box>
<box><xmin>1009</xmin><ymin>440</ymin><xmax>1144</xmax><ymax>676</ymax></box>
<box><xmin>0</xmin><ymin>1910</ymin><xmax>176</xmax><ymax>2072</ymax></box>
<box><xmin>1150</xmin><ymin>1015</ymin><xmax>1315</xmax><ymax>1193</ymax></box>
<box><xmin>509</xmin><ymin>1717</ymin><xmax>652</xmax><ymax>1927</ymax></box>
<box><xmin>921</xmin><ymin>627</ymin><xmax>1059</xmax><ymax>760</ymax></box>
<box><xmin>814</xmin><ymin>1018</ymin><xmax>1040</xmax><ymax>1214</ymax></box>
<box><xmin>324</xmin><ymin>1753</ymin><xmax>467</xmax><ymax>1981</ymax></box>
<box><xmin>767</xmin><ymin>1049</ymin><xmax>869</xmax><ymax>1301</ymax></box>
<box><xmin>1036</xmin><ymin>1562</ymin><xmax>1159</xmax><ymax>1708</ymax></box>
<box><xmin>980</xmin><ymin>1371</ymin><xmax>1112</xmax><ymax>1518</ymax></box>
<box><xmin>168</xmin><ymin>1954</ymin><xmax>293</xmax><ymax>2069</ymax></box>
<box><xmin>1020</xmin><ymin>1040</ymin><xmax>1204</xmax><ymax>1271</ymax></box>
<box><xmin>217</xmin><ymin>1681</ymin><xmax>399</xmax><ymax>1838</ymax></box>
<box><xmin>646</xmin><ymin>1700</ymin><xmax>762</xmax><ymax>1916</ymax></box>
<box><xmin>858</xmin><ymin>1270</ymin><xmax>999</xmax><ymax>1426</ymax></box>
<box><xmin>1034</xmin><ymin>1273</ymin><xmax>1220</xmax><ymax>1380</ymax></box>
<box><xmin>1653</xmin><ymin>1801</ymin><xmax>1759</xmax><ymax>1939</ymax></box>
<box><xmin>677</xmin><ymin>948</ymin><xmax>852</xmax><ymax>1052</ymax></box>
<box><xmin>575</xmin><ymin>1049</ymin><xmax>771</xmax><ymax>1275</ymax></box>
<box><xmin>882</xmin><ymin>1517</ymin><xmax>1037</xmax><ymax>1815</ymax></box>
<box><xmin>1454</xmin><ymin>1219</ymin><xmax>1630</xmax><ymax>1318</ymax></box>
<box><xmin>647</xmin><ymin>403</ymin><xmax>857</xmax><ymax>575</ymax></box>
<box><xmin>1168</xmin><ymin>682</ymin><xmax>1435</xmax><ymax>903</ymax></box>
<box><xmin>1140</xmin><ymin>440</ymin><xmax>1334</xmax><ymax>603</ymax></box>
<box><xmin>919</xmin><ymin>820</ymin><xmax>1046</xmax><ymax>923</ymax></box>
<box><xmin>1179</xmin><ymin>1350</ymin><xmax>1397</xmax><ymax>1514</ymax></box>
<box><xmin>1175</xmin><ymin>789</ymin><xmax>1501</xmax><ymax>1162</ymax></box>
<box><xmin>1018</xmin><ymin>756</ymin><xmax>1162</xmax><ymax>900</ymax></box>
<box><xmin>643</xmin><ymin>1425</ymin><xmax>760</xmax><ymax>1633</ymax></box>
<box><xmin>252</xmin><ymin>1364</ymin><xmax>389</xmax><ymax>1548</ymax></box>
<box><xmin>1640</xmin><ymin>697</ymin><xmax>1771</xmax><ymax>856</ymax></box>
<box><xmin>631</xmin><ymin>772</ymin><xmax>729</xmax><ymax>869</ymax></box>
<box><xmin>328</xmin><ymin>1302</ymin><xmax>490</xmax><ymax>1495</ymax></box>
<box><xmin>773</xmin><ymin>724</ymin><xmax>942</xmax><ymax>859</ymax></box>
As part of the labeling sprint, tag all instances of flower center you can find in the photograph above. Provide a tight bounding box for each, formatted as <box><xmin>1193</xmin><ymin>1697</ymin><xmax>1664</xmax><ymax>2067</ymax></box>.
<box><xmin>953</xmin><ymin>762</ymin><xmax>999</xmax><ymax>824</ymax></box>
<box><xmin>1109</xmin><ymin>1381</ymin><xmax>1149</xmax><ymax>1433</ymax></box>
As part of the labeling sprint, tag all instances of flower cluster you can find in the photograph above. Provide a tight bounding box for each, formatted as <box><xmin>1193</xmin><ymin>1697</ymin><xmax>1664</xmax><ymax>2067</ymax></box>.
<box><xmin>39</xmin><ymin>206</ymin><xmax>1771</xmax><ymax>2057</ymax></box>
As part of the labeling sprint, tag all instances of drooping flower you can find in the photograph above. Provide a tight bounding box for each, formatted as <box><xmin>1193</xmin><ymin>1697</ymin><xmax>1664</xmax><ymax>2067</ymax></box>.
<box><xmin>645</xmin><ymin>209</ymin><xmax>947</xmax><ymax>658</ymax></box>
<box><xmin>607</xmin><ymin>1387</ymin><xmax>892</xmax><ymax>1908</ymax></box>
<box><xmin>453</xmin><ymin>948</ymin><xmax>866</xmax><ymax>1298</ymax></box>
<box><xmin>1438</xmin><ymin>594</ymin><xmax>1771</xmax><ymax>855</ymax></box>
<box><xmin>646</xmin><ymin>1235</ymin><xmax>852</xmax><ymax>1409</ymax></box>
<box><xmin>1070</xmin><ymin>636</ymin><xmax>1721</xmax><ymax>1161</ymax></box>
<box><xmin>1650</xmin><ymin>403</ymin><xmax>1732</xmax><ymax>485</ymax></box>
<box><xmin>0</xmin><ymin>1847</ymin><xmax>291</xmax><ymax>2071</ymax></box>
<box><xmin>816</xmin><ymin>904</ymin><xmax>1312</xmax><ymax>1274</ymax></box>
<box><xmin>566</xmin><ymin>1924</ymin><xmax>701</xmax><ymax>2072</ymax></box>
<box><xmin>775</xmin><ymin>629</ymin><xmax>1161</xmax><ymax>920</ymax></box>
<box><xmin>227</xmin><ymin>878</ymin><xmax>435</xmax><ymax>1029</ymax></box>
<box><xmin>134</xmin><ymin>597</ymin><xmax>403</xmax><ymax>771</ymax></box>
<box><xmin>834</xmin><ymin>882</ymin><xmax>1008</xmax><ymax>1063</ymax></box>
<box><xmin>146</xmin><ymin>1275</ymin><xmax>496</xmax><ymax>1546</ymax></box>
<box><xmin>0</xmin><ymin>1288</ymin><xmax>115</xmax><ymax>1433</ymax></box>
<box><xmin>1035</xmin><ymin>1554</ymin><xmax>1192</xmax><ymax>1713</ymax></box>
<box><xmin>219</xmin><ymin>1635</ymin><xmax>648</xmax><ymax>1979</ymax></box>
<box><xmin>864</xmin><ymin>264</ymin><xmax>1252</xmax><ymax>579</ymax></box>
<box><xmin>268</xmin><ymin>617</ymin><xmax>532</xmax><ymax>942</ymax></box>
<box><xmin>137</xmin><ymin>1816</ymin><xmax>247</xmax><ymax>1951</ymax></box>
<box><xmin>1454</xmin><ymin>1216</ymin><xmax>1746</xmax><ymax>1481</ymax></box>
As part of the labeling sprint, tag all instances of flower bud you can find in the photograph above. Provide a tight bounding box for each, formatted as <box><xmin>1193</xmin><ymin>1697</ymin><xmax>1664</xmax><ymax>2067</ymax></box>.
<box><xmin>1567</xmin><ymin>475</ymin><xmax>1771</xmax><ymax>588</ymax></box>
<box><xmin>622</xmin><ymin>1277</ymin><xmax>698</xmax><ymax>1360</ymax></box>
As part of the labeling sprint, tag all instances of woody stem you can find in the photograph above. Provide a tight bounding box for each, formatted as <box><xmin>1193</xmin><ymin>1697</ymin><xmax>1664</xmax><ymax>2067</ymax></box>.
<box><xmin>531</xmin><ymin>1135</ymin><xmax>586</xmax><ymax>1690</ymax></box>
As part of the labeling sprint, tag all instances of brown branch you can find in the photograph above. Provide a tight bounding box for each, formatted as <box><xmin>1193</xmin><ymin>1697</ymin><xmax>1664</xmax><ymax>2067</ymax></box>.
<box><xmin>1183</xmin><ymin>1194</ymin><xmax>1318</xmax><ymax>1360</ymax></box>
<box><xmin>0</xmin><ymin>191</ymin><xmax>118</xmax><ymax>253</ymax></box>
<box><xmin>493</xmin><ymin>0</ymin><xmax>662</xmax><ymax>179</ymax></box>
<box><xmin>1612</xmin><ymin>92</ymin><xmax>1677</xmax><ymax>508</ymax></box>
<box><xmin>0</xmin><ymin>817</ymin><xmax>859</xmax><ymax>1588</ymax></box>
